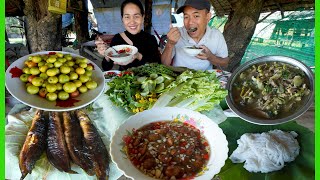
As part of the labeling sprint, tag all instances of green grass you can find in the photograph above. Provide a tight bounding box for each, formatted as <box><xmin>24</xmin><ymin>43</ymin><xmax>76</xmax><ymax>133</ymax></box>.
<box><xmin>242</xmin><ymin>42</ymin><xmax>315</xmax><ymax>67</ymax></box>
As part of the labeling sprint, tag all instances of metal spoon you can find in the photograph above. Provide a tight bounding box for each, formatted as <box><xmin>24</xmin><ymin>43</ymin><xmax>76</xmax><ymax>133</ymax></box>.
<box><xmin>110</xmin><ymin>47</ymin><xmax>120</xmax><ymax>54</ymax></box>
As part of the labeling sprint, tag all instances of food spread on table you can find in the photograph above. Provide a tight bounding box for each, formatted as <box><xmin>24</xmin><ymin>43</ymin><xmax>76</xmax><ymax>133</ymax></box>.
<box><xmin>6</xmin><ymin>51</ymin><xmax>105</xmax><ymax>111</ymax></box>
<box><xmin>122</xmin><ymin>121</ymin><xmax>210</xmax><ymax>179</ymax></box>
<box><xmin>229</xmin><ymin>129</ymin><xmax>300</xmax><ymax>173</ymax></box>
<box><xmin>5</xmin><ymin>58</ymin><xmax>314</xmax><ymax>180</ymax></box>
<box><xmin>18</xmin><ymin>52</ymin><xmax>98</xmax><ymax>102</ymax></box>
<box><xmin>106</xmin><ymin>63</ymin><xmax>228</xmax><ymax>113</ymax></box>
<box><xmin>17</xmin><ymin>109</ymin><xmax>109</xmax><ymax>180</ymax></box>
<box><xmin>232</xmin><ymin>62</ymin><xmax>311</xmax><ymax>119</ymax></box>
<box><xmin>19</xmin><ymin>110</ymin><xmax>47</xmax><ymax>179</ymax></box>
<box><xmin>104</xmin><ymin>71</ymin><xmax>121</xmax><ymax>80</ymax></box>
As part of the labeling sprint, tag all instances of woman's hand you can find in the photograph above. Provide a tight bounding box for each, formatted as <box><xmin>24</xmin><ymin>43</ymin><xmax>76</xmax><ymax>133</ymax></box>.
<box><xmin>133</xmin><ymin>52</ymin><xmax>143</xmax><ymax>61</ymax></box>
<box><xmin>95</xmin><ymin>36</ymin><xmax>109</xmax><ymax>59</ymax></box>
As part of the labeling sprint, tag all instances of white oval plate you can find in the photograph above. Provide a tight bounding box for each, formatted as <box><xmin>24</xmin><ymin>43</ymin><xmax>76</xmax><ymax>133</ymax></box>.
<box><xmin>104</xmin><ymin>70</ymin><xmax>121</xmax><ymax>83</ymax></box>
<box><xmin>5</xmin><ymin>51</ymin><xmax>105</xmax><ymax>111</ymax></box>
<box><xmin>110</xmin><ymin>107</ymin><xmax>228</xmax><ymax>180</ymax></box>
<box><xmin>209</xmin><ymin>69</ymin><xmax>232</xmax><ymax>89</ymax></box>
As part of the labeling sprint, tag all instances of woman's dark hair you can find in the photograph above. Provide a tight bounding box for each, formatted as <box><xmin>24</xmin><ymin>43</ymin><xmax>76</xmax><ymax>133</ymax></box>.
<box><xmin>121</xmin><ymin>0</ymin><xmax>145</xmax><ymax>17</ymax></box>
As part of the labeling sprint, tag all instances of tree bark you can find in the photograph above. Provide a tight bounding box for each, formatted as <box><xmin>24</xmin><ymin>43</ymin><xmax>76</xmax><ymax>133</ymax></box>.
<box><xmin>6</xmin><ymin>0</ymin><xmax>25</xmax><ymax>17</ymax></box>
<box><xmin>23</xmin><ymin>0</ymin><xmax>62</xmax><ymax>53</ymax></box>
<box><xmin>223</xmin><ymin>0</ymin><xmax>264</xmax><ymax>72</ymax></box>
<box><xmin>73</xmin><ymin>0</ymin><xmax>89</xmax><ymax>48</ymax></box>
<box><xmin>144</xmin><ymin>0</ymin><xmax>153</xmax><ymax>34</ymax></box>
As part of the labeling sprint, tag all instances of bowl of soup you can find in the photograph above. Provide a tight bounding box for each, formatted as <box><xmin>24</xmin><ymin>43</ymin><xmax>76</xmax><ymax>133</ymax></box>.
<box><xmin>105</xmin><ymin>45</ymin><xmax>138</xmax><ymax>63</ymax></box>
<box><xmin>110</xmin><ymin>107</ymin><xmax>228</xmax><ymax>180</ymax></box>
<box><xmin>183</xmin><ymin>46</ymin><xmax>203</xmax><ymax>56</ymax></box>
<box><xmin>226</xmin><ymin>56</ymin><xmax>314</xmax><ymax>125</ymax></box>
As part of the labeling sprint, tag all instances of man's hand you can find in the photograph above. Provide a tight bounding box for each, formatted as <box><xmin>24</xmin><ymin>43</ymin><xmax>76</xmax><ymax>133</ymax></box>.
<box><xmin>161</xmin><ymin>27</ymin><xmax>180</xmax><ymax>66</ymax></box>
<box><xmin>196</xmin><ymin>45</ymin><xmax>229</xmax><ymax>67</ymax></box>
<box><xmin>166</xmin><ymin>27</ymin><xmax>181</xmax><ymax>46</ymax></box>
<box><xmin>196</xmin><ymin>45</ymin><xmax>212</xmax><ymax>60</ymax></box>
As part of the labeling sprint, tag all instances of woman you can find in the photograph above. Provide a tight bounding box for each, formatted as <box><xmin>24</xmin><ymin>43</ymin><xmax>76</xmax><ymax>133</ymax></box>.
<box><xmin>95</xmin><ymin>0</ymin><xmax>161</xmax><ymax>71</ymax></box>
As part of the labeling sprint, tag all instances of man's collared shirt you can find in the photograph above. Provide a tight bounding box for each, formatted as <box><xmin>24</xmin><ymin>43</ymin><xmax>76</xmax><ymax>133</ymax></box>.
<box><xmin>172</xmin><ymin>26</ymin><xmax>228</xmax><ymax>70</ymax></box>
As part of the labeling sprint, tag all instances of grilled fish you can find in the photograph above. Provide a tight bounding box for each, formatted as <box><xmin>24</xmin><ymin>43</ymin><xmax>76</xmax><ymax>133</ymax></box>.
<box><xmin>62</xmin><ymin>111</ymin><xmax>94</xmax><ymax>175</ymax></box>
<box><xmin>47</xmin><ymin>111</ymin><xmax>76</xmax><ymax>173</ymax></box>
<box><xmin>75</xmin><ymin>109</ymin><xmax>109</xmax><ymax>180</ymax></box>
<box><xmin>19</xmin><ymin>109</ymin><xmax>47</xmax><ymax>180</ymax></box>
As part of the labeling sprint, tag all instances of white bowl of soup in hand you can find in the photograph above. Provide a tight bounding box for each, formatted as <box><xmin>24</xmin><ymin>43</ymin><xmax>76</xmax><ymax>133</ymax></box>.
<box><xmin>183</xmin><ymin>46</ymin><xmax>203</xmax><ymax>56</ymax></box>
<box><xmin>110</xmin><ymin>107</ymin><xmax>228</xmax><ymax>180</ymax></box>
<box><xmin>105</xmin><ymin>45</ymin><xmax>138</xmax><ymax>63</ymax></box>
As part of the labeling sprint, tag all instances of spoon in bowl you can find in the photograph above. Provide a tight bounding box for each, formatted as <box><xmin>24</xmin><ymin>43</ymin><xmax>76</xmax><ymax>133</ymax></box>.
<box><xmin>110</xmin><ymin>47</ymin><xmax>121</xmax><ymax>54</ymax></box>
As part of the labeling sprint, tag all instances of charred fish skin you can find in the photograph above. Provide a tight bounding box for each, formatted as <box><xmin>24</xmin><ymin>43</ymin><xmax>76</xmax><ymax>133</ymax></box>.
<box><xmin>47</xmin><ymin>111</ymin><xmax>75</xmax><ymax>173</ymax></box>
<box><xmin>62</xmin><ymin>111</ymin><xmax>94</xmax><ymax>175</ymax></box>
<box><xmin>19</xmin><ymin>109</ymin><xmax>47</xmax><ymax>180</ymax></box>
<box><xmin>75</xmin><ymin>109</ymin><xmax>110</xmax><ymax>180</ymax></box>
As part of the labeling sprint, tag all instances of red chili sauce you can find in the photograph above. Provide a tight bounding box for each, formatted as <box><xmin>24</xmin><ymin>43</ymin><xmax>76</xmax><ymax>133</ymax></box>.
<box><xmin>55</xmin><ymin>98</ymin><xmax>80</xmax><ymax>107</ymax></box>
<box><xmin>123</xmin><ymin>121</ymin><xmax>210</xmax><ymax>180</ymax></box>
<box><xmin>9</xmin><ymin>66</ymin><xmax>23</xmax><ymax>78</ymax></box>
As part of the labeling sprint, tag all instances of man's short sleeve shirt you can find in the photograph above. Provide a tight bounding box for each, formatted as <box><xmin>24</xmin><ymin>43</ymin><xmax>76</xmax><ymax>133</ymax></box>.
<box><xmin>172</xmin><ymin>26</ymin><xmax>228</xmax><ymax>70</ymax></box>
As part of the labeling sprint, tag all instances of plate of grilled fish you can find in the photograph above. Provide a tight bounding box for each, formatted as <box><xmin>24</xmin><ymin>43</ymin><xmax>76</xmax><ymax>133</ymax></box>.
<box><xmin>5</xmin><ymin>108</ymin><xmax>111</xmax><ymax>180</ymax></box>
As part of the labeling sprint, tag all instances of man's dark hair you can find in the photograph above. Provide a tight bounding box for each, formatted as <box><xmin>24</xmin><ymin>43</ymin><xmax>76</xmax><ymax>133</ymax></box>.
<box><xmin>121</xmin><ymin>0</ymin><xmax>145</xmax><ymax>17</ymax></box>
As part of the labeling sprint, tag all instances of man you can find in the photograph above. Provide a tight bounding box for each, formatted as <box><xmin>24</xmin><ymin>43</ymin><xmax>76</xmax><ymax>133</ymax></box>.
<box><xmin>161</xmin><ymin>0</ymin><xmax>229</xmax><ymax>70</ymax></box>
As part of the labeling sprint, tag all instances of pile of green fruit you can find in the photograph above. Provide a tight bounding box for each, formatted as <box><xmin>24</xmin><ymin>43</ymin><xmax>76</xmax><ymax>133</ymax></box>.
<box><xmin>19</xmin><ymin>52</ymin><xmax>98</xmax><ymax>101</ymax></box>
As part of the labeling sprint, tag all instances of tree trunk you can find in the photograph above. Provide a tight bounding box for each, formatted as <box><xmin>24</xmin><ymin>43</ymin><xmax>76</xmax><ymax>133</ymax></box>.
<box><xmin>73</xmin><ymin>0</ymin><xmax>89</xmax><ymax>48</ymax></box>
<box><xmin>144</xmin><ymin>0</ymin><xmax>153</xmax><ymax>34</ymax></box>
<box><xmin>223</xmin><ymin>0</ymin><xmax>264</xmax><ymax>72</ymax></box>
<box><xmin>23</xmin><ymin>0</ymin><xmax>62</xmax><ymax>53</ymax></box>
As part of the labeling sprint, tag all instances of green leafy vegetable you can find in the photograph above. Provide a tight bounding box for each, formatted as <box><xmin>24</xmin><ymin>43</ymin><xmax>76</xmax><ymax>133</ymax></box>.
<box><xmin>128</xmin><ymin>63</ymin><xmax>179</xmax><ymax>77</ymax></box>
<box><xmin>107</xmin><ymin>65</ymin><xmax>227</xmax><ymax>113</ymax></box>
<box><xmin>153</xmin><ymin>70</ymin><xmax>228</xmax><ymax>112</ymax></box>
<box><xmin>106</xmin><ymin>73</ymin><xmax>139</xmax><ymax>112</ymax></box>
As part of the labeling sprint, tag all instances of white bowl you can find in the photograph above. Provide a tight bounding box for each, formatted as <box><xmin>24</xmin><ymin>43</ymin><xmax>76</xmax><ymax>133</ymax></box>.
<box><xmin>110</xmin><ymin>107</ymin><xmax>228</xmax><ymax>180</ymax></box>
<box><xmin>183</xmin><ymin>46</ymin><xmax>203</xmax><ymax>56</ymax></box>
<box><xmin>105</xmin><ymin>45</ymin><xmax>138</xmax><ymax>63</ymax></box>
<box><xmin>5</xmin><ymin>51</ymin><xmax>105</xmax><ymax>111</ymax></box>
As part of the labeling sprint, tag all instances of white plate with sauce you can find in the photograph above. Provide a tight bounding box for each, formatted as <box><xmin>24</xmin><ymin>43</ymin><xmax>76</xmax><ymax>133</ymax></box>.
<box><xmin>110</xmin><ymin>107</ymin><xmax>229</xmax><ymax>180</ymax></box>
